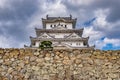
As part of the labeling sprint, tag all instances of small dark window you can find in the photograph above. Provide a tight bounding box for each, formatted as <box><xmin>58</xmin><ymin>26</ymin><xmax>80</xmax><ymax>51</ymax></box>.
<box><xmin>54</xmin><ymin>25</ymin><xmax>56</xmax><ymax>27</ymax></box>
<box><xmin>76</xmin><ymin>43</ymin><xmax>78</xmax><ymax>45</ymax></box>
<box><xmin>72</xmin><ymin>36</ymin><xmax>76</xmax><ymax>37</ymax></box>
<box><xmin>65</xmin><ymin>25</ymin><xmax>67</xmax><ymax>28</ymax></box>
<box><xmin>43</xmin><ymin>36</ymin><xmax>47</xmax><ymax>37</ymax></box>
<box><xmin>83</xmin><ymin>42</ymin><xmax>87</xmax><ymax>45</ymax></box>
<box><xmin>50</xmin><ymin>25</ymin><xmax>52</xmax><ymax>27</ymax></box>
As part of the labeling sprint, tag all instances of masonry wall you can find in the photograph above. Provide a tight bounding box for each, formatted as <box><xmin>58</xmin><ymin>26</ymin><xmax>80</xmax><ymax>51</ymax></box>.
<box><xmin>0</xmin><ymin>48</ymin><xmax>120</xmax><ymax>80</ymax></box>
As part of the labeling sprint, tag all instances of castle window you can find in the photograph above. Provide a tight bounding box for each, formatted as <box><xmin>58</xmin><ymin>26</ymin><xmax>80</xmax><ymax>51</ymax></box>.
<box><xmin>72</xmin><ymin>36</ymin><xmax>76</xmax><ymax>37</ymax></box>
<box><xmin>76</xmin><ymin>43</ymin><xmax>81</xmax><ymax>45</ymax></box>
<box><xmin>50</xmin><ymin>25</ymin><xmax>52</xmax><ymax>27</ymax></box>
<box><xmin>83</xmin><ymin>42</ymin><xmax>87</xmax><ymax>45</ymax></box>
<box><xmin>43</xmin><ymin>36</ymin><xmax>47</xmax><ymax>37</ymax></box>
<box><xmin>54</xmin><ymin>25</ymin><xmax>56</xmax><ymax>27</ymax></box>
<box><xmin>65</xmin><ymin>25</ymin><xmax>67</xmax><ymax>28</ymax></box>
<box><xmin>76</xmin><ymin>43</ymin><xmax>78</xmax><ymax>45</ymax></box>
<box><xmin>52</xmin><ymin>35</ymin><xmax>55</xmax><ymax>38</ymax></box>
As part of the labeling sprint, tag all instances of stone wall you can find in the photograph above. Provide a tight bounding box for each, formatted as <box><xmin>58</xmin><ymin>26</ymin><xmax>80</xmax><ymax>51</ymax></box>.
<box><xmin>0</xmin><ymin>48</ymin><xmax>120</xmax><ymax>80</ymax></box>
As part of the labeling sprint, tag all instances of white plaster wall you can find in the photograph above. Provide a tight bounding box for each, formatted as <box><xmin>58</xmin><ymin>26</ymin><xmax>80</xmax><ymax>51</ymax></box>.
<box><xmin>35</xmin><ymin>41</ymin><xmax>40</xmax><ymax>47</ymax></box>
<box><xmin>46</xmin><ymin>22</ymin><xmax>73</xmax><ymax>29</ymax></box>
<box><xmin>63</xmin><ymin>42</ymin><xmax>86</xmax><ymax>47</ymax></box>
<box><xmin>46</xmin><ymin>23</ymin><xmax>53</xmax><ymax>29</ymax></box>
<box><xmin>49</xmin><ymin>33</ymin><xmax>71</xmax><ymax>38</ymax></box>
<box><xmin>66</xmin><ymin>23</ymin><xmax>72</xmax><ymax>29</ymax></box>
<box><xmin>52</xmin><ymin>42</ymin><xmax>58</xmax><ymax>44</ymax></box>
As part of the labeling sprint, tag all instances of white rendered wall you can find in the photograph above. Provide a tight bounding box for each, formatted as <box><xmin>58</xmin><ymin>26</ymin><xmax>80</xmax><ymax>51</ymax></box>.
<box><xmin>66</xmin><ymin>23</ymin><xmax>72</xmax><ymax>29</ymax></box>
<box><xmin>49</xmin><ymin>33</ymin><xmax>71</xmax><ymax>38</ymax></box>
<box><xmin>63</xmin><ymin>42</ymin><xmax>86</xmax><ymax>47</ymax></box>
<box><xmin>35</xmin><ymin>41</ymin><xmax>40</xmax><ymax>47</ymax></box>
<box><xmin>46</xmin><ymin>23</ymin><xmax>53</xmax><ymax>29</ymax></box>
<box><xmin>46</xmin><ymin>22</ymin><xmax>73</xmax><ymax>29</ymax></box>
<box><xmin>34</xmin><ymin>41</ymin><xmax>87</xmax><ymax>48</ymax></box>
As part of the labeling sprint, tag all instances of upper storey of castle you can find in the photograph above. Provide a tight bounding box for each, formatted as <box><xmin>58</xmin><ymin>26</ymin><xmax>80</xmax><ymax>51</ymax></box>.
<box><xmin>42</xmin><ymin>15</ymin><xmax>77</xmax><ymax>29</ymax></box>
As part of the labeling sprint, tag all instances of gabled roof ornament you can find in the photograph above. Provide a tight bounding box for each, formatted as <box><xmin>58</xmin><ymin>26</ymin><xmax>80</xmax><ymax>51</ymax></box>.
<box><xmin>46</xmin><ymin>14</ymin><xmax>48</xmax><ymax>19</ymax></box>
<box><xmin>70</xmin><ymin>14</ymin><xmax>72</xmax><ymax>19</ymax></box>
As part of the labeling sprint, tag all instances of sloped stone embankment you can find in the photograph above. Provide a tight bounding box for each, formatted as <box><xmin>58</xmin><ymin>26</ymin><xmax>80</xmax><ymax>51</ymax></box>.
<box><xmin>0</xmin><ymin>48</ymin><xmax>120</xmax><ymax>80</ymax></box>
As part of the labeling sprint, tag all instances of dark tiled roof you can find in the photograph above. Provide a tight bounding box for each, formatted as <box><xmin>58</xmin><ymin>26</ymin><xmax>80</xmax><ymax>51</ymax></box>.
<box><xmin>46</xmin><ymin>15</ymin><xmax>73</xmax><ymax>20</ymax></box>
<box><xmin>47</xmin><ymin>17</ymin><xmax>71</xmax><ymax>20</ymax></box>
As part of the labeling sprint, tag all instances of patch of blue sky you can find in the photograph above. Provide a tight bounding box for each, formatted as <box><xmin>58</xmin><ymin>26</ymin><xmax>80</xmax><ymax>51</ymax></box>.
<box><xmin>100</xmin><ymin>37</ymin><xmax>105</xmax><ymax>41</ymax></box>
<box><xmin>83</xmin><ymin>17</ymin><xmax>96</xmax><ymax>27</ymax></box>
<box><xmin>102</xmin><ymin>43</ymin><xmax>120</xmax><ymax>50</ymax></box>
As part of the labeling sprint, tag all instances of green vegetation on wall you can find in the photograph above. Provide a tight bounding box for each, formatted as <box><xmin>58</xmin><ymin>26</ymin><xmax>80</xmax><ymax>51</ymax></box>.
<box><xmin>39</xmin><ymin>41</ymin><xmax>53</xmax><ymax>50</ymax></box>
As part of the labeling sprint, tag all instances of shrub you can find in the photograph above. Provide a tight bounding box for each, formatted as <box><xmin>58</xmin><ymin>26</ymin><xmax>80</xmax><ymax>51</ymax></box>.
<box><xmin>39</xmin><ymin>41</ymin><xmax>53</xmax><ymax>50</ymax></box>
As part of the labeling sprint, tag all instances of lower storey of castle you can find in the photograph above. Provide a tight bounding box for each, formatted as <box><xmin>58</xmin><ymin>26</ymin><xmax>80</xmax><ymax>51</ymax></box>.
<box><xmin>29</xmin><ymin>41</ymin><xmax>94</xmax><ymax>49</ymax></box>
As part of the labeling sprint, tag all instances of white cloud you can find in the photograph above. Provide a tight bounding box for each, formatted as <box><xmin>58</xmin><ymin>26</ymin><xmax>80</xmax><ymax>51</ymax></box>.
<box><xmin>66</xmin><ymin>0</ymin><xmax>94</xmax><ymax>5</ymax></box>
<box><xmin>93</xmin><ymin>9</ymin><xmax>110</xmax><ymax>30</ymax></box>
<box><xmin>42</xmin><ymin>0</ymin><xmax>67</xmax><ymax>16</ymax></box>
<box><xmin>104</xmin><ymin>38</ymin><xmax>120</xmax><ymax>47</ymax></box>
<box><xmin>0</xmin><ymin>35</ymin><xmax>27</xmax><ymax>48</ymax></box>
<box><xmin>83</xmin><ymin>26</ymin><xmax>104</xmax><ymax>48</ymax></box>
<box><xmin>94</xmin><ymin>37</ymin><xmax>120</xmax><ymax>49</ymax></box>
<box><xmin>0</xmin><ymin>0</ymin><xmax>7</xmax><ymax>8</ymax></box>
<box><xmin>83</xmin><ymin>9</ymin><xmax>120</xmax><ymax>49</ymax></box>
<box><xmin>0</xmin><ymin>21</ymin><xmax>14</xmax><ymax>27</ymax></box>
<box><xmin>0</xmin><ymin>0</ymin><xmax>12</xmax><ymax>9</ymax></box>
<box><xmin>0</xmin><ymin>35</ymin><xmax>12</xmax><ymax>48</ymax></box>
<box><xmin>27</xmin><ymin>0</ymin><xmax>67</xmax><ymax>35</ymax></box>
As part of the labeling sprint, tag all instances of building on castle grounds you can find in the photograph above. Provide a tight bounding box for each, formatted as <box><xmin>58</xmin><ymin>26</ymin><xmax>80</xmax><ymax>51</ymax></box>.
<box><xmin>25</xmin><ymin>15</ymin><xmax>95</xmax><ymax>49</ymax></box>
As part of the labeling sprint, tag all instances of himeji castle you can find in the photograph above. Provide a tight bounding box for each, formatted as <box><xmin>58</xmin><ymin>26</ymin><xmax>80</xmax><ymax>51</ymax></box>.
<box><xmin>25</xmin><ymin>15</ymin><xmax>94</xmax><ymax>49</ymax></box>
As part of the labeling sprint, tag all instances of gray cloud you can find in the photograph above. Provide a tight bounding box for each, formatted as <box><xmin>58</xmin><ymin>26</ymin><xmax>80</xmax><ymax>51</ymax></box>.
<box><xmin>0</xmin><ymin>0</ymin><xmax>39</xmax><ymax>21</ymax></box>
<box><xmin>0</xmin><ymin>0</ymin><xmax>120</xmax><ymax>49</ymax></box>
<box><xmin>91</xmin><ymin>0</ymin><xmax>120</xmax><ymax>22</ymax></box>
<box><xmin>62</xmin><ymin>0</ymin><xmax>120</xmax><ymax>23</ymax></box>
<box><xmin>0</xmin><ymin>0</ymin><xmax>40</xmax><ymax>47</ymax></box>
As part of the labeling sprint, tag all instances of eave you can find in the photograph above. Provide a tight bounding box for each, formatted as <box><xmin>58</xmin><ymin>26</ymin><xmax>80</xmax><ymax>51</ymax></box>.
<box><xmin>30</xmin><ymin>37</ymin><xmax>88</xmax><ymax>42</ymax></box>
<box><xmin>35</xmin><ymin>28</ymin><xmax>84</xmax><ymax>37</ymax></box>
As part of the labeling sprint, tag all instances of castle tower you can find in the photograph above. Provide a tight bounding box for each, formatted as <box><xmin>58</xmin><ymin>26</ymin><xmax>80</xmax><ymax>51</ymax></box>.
<box><xmin>25</xmin><ymin>15</ymin><xmax>94</xmax><ymax>49</ymax></box>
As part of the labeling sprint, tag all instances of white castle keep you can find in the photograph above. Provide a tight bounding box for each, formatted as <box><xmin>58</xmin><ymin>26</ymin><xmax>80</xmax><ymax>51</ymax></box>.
<box><xmin>25</xmin><ymin>15</ymin><xmax>94</xmax><ymax>49</ymax></box>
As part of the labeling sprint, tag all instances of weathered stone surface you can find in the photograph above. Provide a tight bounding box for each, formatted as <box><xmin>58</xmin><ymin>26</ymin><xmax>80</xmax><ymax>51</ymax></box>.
<box><xmin>75</xmin><ymin>59</ymin><xmax>81</xmax><ymax>64</ymax></box>
<box><xmin>0</xmin><ymin>49</ymin><xmax>4</xmax><ymax>54</ymax></box>
<box><xmin>45</xmin><ymin>57</ymin><xmax>51</xmax><ymax>60</ymax></box>
<box><xmin>59</xmin><ymin>54</ymin><xmax>64</xmax><ymax>58</ymax></box>
<box><xmin>7</xmin><ymin>67</ymin><xmax>13</xmax><ymax>74</ymax></box>
<box><xmin>64</xmin><ymin>56</ymin><xmax>69</xmax><ymax>60</ymax></box>
<box><xmin>36</xmin><ymin>58</ymin><xmax>44</xmax><ymax>63</ymax></box>
<box><xmin>33</xmin><ymin>52</ymin><xmax>40</xmax><ymax>56</ymax></box>
<box><xmin>0</xmin><ymin>59</ymin><xmax>3</xmax><ymax>63</ymax></box>
<box><xmin>32</xmin><ymin>66</ymin><xmax>39</xmax><ymax>71</ymax></box>
<box><xmin>0</xmin><ymin>48</ymin><xmax>119</xmax><ymax>80</ymax></box>
<box><xmin>30</xmin><ymin>56</ymin><xmax>36</xmax><ymax>61</ymax></box>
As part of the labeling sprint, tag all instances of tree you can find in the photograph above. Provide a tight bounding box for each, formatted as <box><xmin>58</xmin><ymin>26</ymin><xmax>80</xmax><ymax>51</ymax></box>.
<box><xmin>39</xmin><ymin>41</ymin><xmax>53</xmax><ymax>50</ymax></box>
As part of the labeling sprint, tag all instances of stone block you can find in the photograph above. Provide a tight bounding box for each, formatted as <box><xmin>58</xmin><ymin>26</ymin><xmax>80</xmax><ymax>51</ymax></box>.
<box><xmin>0</xmin><ymin>49</ymin><xmax>4</xmax><ymax>54</ymax></box>
<box><xmin>75</xmin><ymin>59</ymin><xmax>81</xmax><ymax>64</ymax></box>
<box><xmin>63</xmin><ymin>60</ymin><xmax>71</xmax><ymax>65</ymax></box>
<box><xmin>33</xmin><ymin>52</ymin><xmax>40</xmax><ymax>56</ymax></box>
<box><xmin>45</xmin><ymin>57</ymin><xmax>51</xmax><ymax>60</ymax></box>
<box><xmin>43</xmin><ymin>75</ymin><xmax>49</xmax><ymax>80</ymax></box>
<box><xmin>59</xmin><ymin>54</ymin><xmax>64</xmax><ymax>58</ymax></box>
<box><xmin>64</xmin><ymin>56</ymin><xmax>69</xmax><ymax>60</ymax></box>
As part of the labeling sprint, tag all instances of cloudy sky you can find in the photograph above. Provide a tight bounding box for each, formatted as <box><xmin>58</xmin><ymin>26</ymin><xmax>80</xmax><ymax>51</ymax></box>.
<box><xmin>0</xmin><ymin>0</ymin><xmax>120</xmax><ymax>50</ymax></box>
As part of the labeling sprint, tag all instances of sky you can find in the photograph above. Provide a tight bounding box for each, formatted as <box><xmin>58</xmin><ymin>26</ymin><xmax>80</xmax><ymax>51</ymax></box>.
<box><xmin>0</xmin><ymin>0</ymin><xmax>120</xmax><ymax>50</ymax></box>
